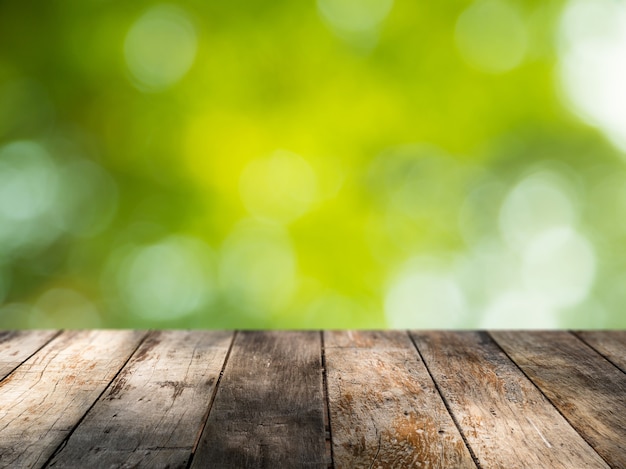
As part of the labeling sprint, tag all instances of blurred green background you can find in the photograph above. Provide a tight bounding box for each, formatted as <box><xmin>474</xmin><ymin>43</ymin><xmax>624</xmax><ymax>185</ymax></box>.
<box><xmin>1</xmin><ymin>0</ymin><xmax>625</xmax><ymax>329</ymax></box>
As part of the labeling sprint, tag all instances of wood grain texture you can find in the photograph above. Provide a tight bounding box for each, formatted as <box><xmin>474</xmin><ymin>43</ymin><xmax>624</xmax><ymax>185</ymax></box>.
<box><xmin>574</xmin><ymin>330</ymin><xmax>626</xmax><ymax>374</ymax></box>
<box><xmin>0</xmin><ymin>330</ymin><xmax>146</xmax><ymax>469</ymax></box>
<box><xmin>411</xmin><ymin>331</ymin><xmax>609</xmax><ymax>469</ymax></box>
<box><xmin>191</xmin><ymin>331</ymin><xmax>327</xmax><ymax>469</ymax></box>
<box><xmin>0</xmin><ymin>330</ymin><xmax>59</xmax><ymax>381</ymax></box>
<box><xmin>47</xmin><ymin>330</ymin><xmax>233</xmax><ymax>469</ymax></box>
<box><xmin>491</xmin><ymin>331</ymin><xmax>626</xmax><ymax>469</ymax></box>
<box><xmin>0</xmin><ymin>329</ymin><xmax>623</xmax><ymax>468</ymax></box>
<box><xmin>325</xmin><ymin>330</ymin><xmax>476</xmax><ymax>469</ymax></box>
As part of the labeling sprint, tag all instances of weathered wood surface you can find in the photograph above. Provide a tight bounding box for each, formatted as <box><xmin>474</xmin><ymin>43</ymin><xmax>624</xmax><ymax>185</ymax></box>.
<box><xmin>0</xmin><ymin>330</ymin><xmax>59</xmax><ymax>380</ymax></box>
<box><xmin>574</xmin><ymin>330</ymin><xmax>626</xmax><ymax>374</ymax></box>
<box><xmin>191</xmin><ymin>331</ymin><xmax>328</xmax><ymax>469</ymax></box>
<box><xmin>325</xmin><ymin>331</ymin><xmax>475</xmax><ymax>468</ymax></box>
<box><xmin>491</xmin><ymin>331</ymin><xmax>626</xmax><ymax>469</ymax></box>
<box><xmin>0</xmin><ymin>330</ymin><xmax>146</xmax><ymax>469</ymax></box>
<box><xmin>47</xmin><ymin>330</ymin><xmax>233</xmax><ymax>469</ymax></box>
<box><xmin>411</xmin><ymin>331</ymin><xmax>609</xmax><ymax>468</ymax></box>
<box><xmin>0</xmin><ymin>330</ymin><xmax>624</xmax><ymax>469</ymax></box>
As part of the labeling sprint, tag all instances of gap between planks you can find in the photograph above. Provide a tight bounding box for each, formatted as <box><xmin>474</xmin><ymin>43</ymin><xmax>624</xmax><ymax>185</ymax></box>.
<box><xmin>0</xmin><ymin>330</ymin><xmax>63</xmax><ymax>382</ymax></box>
<box><xmin>186</xmin><ymin>330</ymin><xmax>238</xmax><ymax>468</ymax></box>
<box><xmin>1</xmin><ymin>330</ymin><xmax>624</xmax><ymax>469</ymax></box>
<box><xmin>407</xmin><ymin>331</ymin><xmax>483</xmax><ymax>469</ymax></box>
<box><xmin>42</xmin><ymin>331</ymin><xmax>151</xmax><ymax>467</ymax></box>
<box><xmin>320</xmin><ymin>330</ymin><xmax>335</xmax><ymax>469</ymax></box>
<box><xmin>490</xmin><ymin>330</ymin><xmax>626</xmax><ymax>469</ymax></box>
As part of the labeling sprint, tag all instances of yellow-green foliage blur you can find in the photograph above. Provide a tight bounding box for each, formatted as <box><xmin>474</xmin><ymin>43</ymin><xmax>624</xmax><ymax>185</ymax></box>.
<box><xmin>1</xmin><ymin>0</ymin><xmax>625</xmax><ymax>329</ymax></box>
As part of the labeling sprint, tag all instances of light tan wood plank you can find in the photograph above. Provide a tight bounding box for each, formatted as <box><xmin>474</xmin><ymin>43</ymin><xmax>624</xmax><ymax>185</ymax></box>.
<box><xmin>0</xmin><ymin>331</ymin><xmax>59</xmax><ymax>381</ymax></box>
<box><xmin>574</xmin><ymin>330</ymin><xmax>626</xmax><ymax>374</ymax></box>
<box><xmin>46</xmin><ymin>330</ymin><xmax>233</xmax><ymax>469</ymax></box>
<box><xmin>325</xmin><ymin>331</ymin><xmax>476</xmax><ymax>468</ymax></box>
<box><xmin>412</xmin><ymin>331</ymin><xmax>609</xmax><ymax>469</ymax></box>
<box><xmin>191</xmin><ymin>331</ymin><xmax>327</xmax><ymax>468</ymax></box>
<box><xmin>0</xmin><ymin>330</ymin><xmax>146</xmax><ymax>469</ymax></box>
<box><xmin>491</xmin><ymin>331</ymin><xmax>626</xmax><ymax>469</ymax></box>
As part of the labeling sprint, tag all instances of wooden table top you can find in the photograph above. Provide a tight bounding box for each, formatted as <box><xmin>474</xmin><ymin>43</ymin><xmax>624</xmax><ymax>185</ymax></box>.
<box><xmin>0</xmin><ymin>330</ymin><xmax>624</xmax><ymax>468</ymax></box>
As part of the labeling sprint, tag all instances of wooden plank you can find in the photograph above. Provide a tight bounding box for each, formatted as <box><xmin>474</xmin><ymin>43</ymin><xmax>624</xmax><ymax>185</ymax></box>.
<box><xmin>191</xmin><ymin>331</ymin><xmax>327</xmax><ymax>469</ymax></box>
<box><xmin>411</xmin><ymin>331</ymin><xmax>609</xmax><ymax>469</ymax></box>
<box><xmin>325</xmin><ymin>330</ymin><xmax>476</xmax><ymax>469</ymax></box>
<box><xmin>46</xmin><ymin>331</ymin><xmax>233</xmax><ymax>469</ymax></box>
<box><xmin>491</xmin><ymin>331</ymin><xmax>626</xmax><ymax>469</ymax></box>
<box><xmin>574</xmin><ymin>330</ymin><xmax>626</xmax><ymax>374</ymax></box>
<box><xmin>0</xmin><ymin>331</ymin><xmax>59</xmax><ymax>381</ymax></box>
<box><xmin>0</xmin><ymin>330</ymin><xmax>146</xmax><ymax>469</ymax></box>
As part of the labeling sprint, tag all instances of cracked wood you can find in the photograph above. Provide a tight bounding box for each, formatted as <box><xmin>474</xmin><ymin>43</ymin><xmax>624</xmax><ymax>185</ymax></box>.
<box><xmin>0</xmin><ymin>331</ymin><xmax>59</xmax><ymax>381</ymax></box>
<box><xmin>47</xmin><ymin>330</ymin><xmax>233</xmax><ymax>469</ymax></box>
<box><xmin>411</xmin><ymin>331</ymin><xmax>609</xmax><ymax>469</ymax></box>
<box><xmin>0</xmin><ymin>330</ymin><xmax>624</xmax><ymax>469</ymax></box>
<box><xmin>325</xmin><ymin>331</ymin><xmax>476</xmax><ymax>469</ymax></box>
<box><xmin>0</xmin><ymin>330</ymin><xmax>146</xmax><ymax>469</ymax></box>
<box><xmin>491</xmin><ymin>331</ymin><xmax>626</xmax><ymax>469</ymax></box>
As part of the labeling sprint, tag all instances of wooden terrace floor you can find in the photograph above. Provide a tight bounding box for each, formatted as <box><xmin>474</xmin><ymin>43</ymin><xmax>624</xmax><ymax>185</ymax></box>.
<box><xmin>0</xmin><ymin>330</ymin><xmax>624</xmax><ymax>468</ymax></box>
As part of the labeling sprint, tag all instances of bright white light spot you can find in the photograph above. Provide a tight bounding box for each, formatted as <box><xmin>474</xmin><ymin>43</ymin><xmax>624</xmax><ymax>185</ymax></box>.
<box><xmin>219</xmin><ymin>221</ymin><xmax>296</xmax><ymax>314</ymax></box>
<box><xmin>55</xmin><ymin>160</ymin><xmax>118</xmax><ymax>237</ymax></box>
<box><xmin>124</xmin><ymin>4</ymin><xmax>197</xmax><ymax>92</ymax></box>
<box><xmin>384</xmin><ymin>259</ymin><xmax>467</xmax><ymax>328</ymax></box>
<box><xmin>119</xmin><ymin>236</ymin><xmax>215</xmax><ymax>321</ymax></box>
<box><xmin>317</xmin><ymin>0</ymin><xmax>393</xmax><ymax>32</ymax></box>
<box><xmin>239</xmin><ymin>150</ymin><xmax>317</xmax><ymax>224</ymax></box>
<box><xmin>481</xmin><ymin>291</ymin><xmax>559</xmax><ymax>328</ymax></box>
<box><xmin>455</xmin><ymin>0</ymin><xmax>528</xmax><ymax>73</ymax></box>
<box><xmin>522</xmin><ymin>227</ymin><xmax>595</xmax><ymax>308</ymax></box>
<box><xmin>557</xmin><ymin>0</ymin><xmax>626</xmax><ymax>152</ymax></box>
<box><xmin>32</xmin><ymin>288</ymin><xmax>101</xmax><ymax>328</ymax></box>
<box><xmin>499</xmin><ymin>172</ymin><xmax>576</xmax><ymax>251</ymax></box>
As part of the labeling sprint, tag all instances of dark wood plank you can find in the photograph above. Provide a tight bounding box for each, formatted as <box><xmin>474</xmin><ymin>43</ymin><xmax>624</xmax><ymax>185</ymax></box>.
<box><xmin>574</xmin><ymin>330</ymin><xmax>626</xmax><ymax>374</ymax></box>
<box><xmin>325</xmin><ymin>330</ymin><xmax>476</xmax><ymax>468</ymax></box>
<box><xmin>0</xmin><ymin>331</ymin><xmax>59</xmax><ymax>381</ymax></box>
<box><xmin>0</xmin><ymin>330</ymin><xmax>146</xmax><ymax>469</ymax></box>
<box><xmin>191</xmin><ymin>331</ymin><xmax>327</xmax><ymax>469</ymax></box>
<box><xmin>491</xmin><ymin>331</ymin><xmax>626</xmax><ymax>469</ymax></box>
<box><xmin>411</xmin><ymin>331</ymin><xmax>609</xmax><ymax>469</ymax></box>
<box><xmin>46</xmin><ymin>331</ymin><xmax>233</xmax><ymax>469</ymax></box>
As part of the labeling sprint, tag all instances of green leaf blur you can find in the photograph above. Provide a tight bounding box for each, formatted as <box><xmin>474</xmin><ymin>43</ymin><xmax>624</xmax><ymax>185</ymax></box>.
<box><xmin>1</xmin><ymin>0</ymin><xmax>625</xmax><ymax>329</ymax></box>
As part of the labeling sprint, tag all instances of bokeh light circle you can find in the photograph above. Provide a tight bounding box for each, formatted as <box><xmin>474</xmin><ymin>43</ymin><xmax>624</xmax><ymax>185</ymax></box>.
<box><xmin>499</xmin><ymin>171</ymin><xmax>577</xmax><ymax>251</ymax></box>
<box><xmin>384</xmin><ymin>258</ymin><xmax>467</xmax><ymax>328</ymax></box>
<box><xmin>32</xmin><ymin>288</ymin><xmax>101</xmax><ymax>328</ymax></box>
<box><xmin>521</xmin><ymin>226</ymin><xmax>595</xmax><ymax>309</ymax></box>
<box><xmin>219</xmin><ymin>221</ymin><xmax>297</xmax><ymax>315</ymax></box>
<box><xmin>317</xmin><ymin>0</ymin><xmax>394</xmax><ymax>32</ymax></box>
<box><xmin>0</xmin><ymin>141</ymin><xmax>61</xmax><ymax>256</ymax></box>
<box><xmin>55</xmin><ymin>160</ymin><xmax>118</xmax><ymax>237</ymax></box>
<box><xmin>124</xmin><ymin>4</ymin><xmax>197</xmax><ymax>92</ymax></box>
<box><xmin>117</xmin><ymin>235</ymin><xmax>215</xmax><ymax>321</ymax></box>
<box><xmin>455</xmin><ymin>0</ymin><xmax>528</xmax><ymax>74</ymax></box>
<box><xmin>239</xmin><ymin>150</ymin><xmax>317</xmax><ymax>224</ymax></box>
<box><xmin>481</xmin><ymin>291</ymin><xmax>558</xmax><ymax>328</ymax></box>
